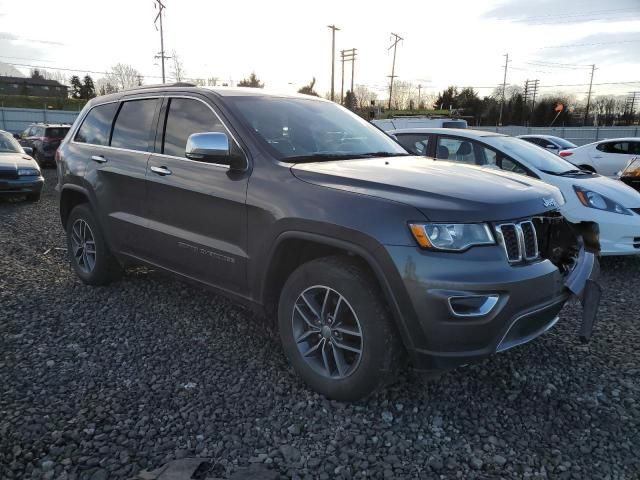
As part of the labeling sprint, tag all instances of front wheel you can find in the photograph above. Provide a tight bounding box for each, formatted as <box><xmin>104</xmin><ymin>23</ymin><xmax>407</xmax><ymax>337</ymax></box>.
<box><xmin>66</xmin><ymin>204</ymin><xmax>122</xmax><ymax>285</ymax></box>
<box><xmin>278</xmin><ymin>256</ymin><xmax>403</xmax><ymax>401</ymax></box>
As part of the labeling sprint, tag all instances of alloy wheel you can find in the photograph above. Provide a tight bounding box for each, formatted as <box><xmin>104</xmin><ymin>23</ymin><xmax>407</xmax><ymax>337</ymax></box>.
<box><xmin>70</xmin><ymin>219</ymin><xmax>97</xmax><ymax>274</ymax></box>
<box><xmin>291</xmin><ymin>285</ymin><xmax>363</xmax><ymax>379</ymax></box>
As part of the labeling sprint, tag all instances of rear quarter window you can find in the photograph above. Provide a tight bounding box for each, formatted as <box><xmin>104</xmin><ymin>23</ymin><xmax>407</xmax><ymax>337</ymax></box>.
<box><xmin>75</xmin><ymin>103</ymin><xmax>119</xmax><ymax>146</ymax></box>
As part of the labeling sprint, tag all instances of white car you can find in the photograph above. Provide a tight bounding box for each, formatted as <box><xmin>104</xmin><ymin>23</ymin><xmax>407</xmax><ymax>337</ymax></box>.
<box><xmin>558</xmin><ymin>137</ymin><xmax>640</xmax><ymax>177</ymax></box>
<box><xmin>517</xmin><ymin>134</ymin><xmax>577</xmax><ymax>156</ymax></box>
<box><xmin>390</xmin><ymin>128</ymin><xmax>640</xmax><ymax>256</ymax></box>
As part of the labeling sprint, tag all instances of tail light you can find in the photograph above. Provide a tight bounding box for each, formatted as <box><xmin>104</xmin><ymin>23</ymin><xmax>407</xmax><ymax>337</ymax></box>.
<box><xmin>559</xmin><ymin>151</ymin><xmax>573</xmax><ymax>157</ymax></box>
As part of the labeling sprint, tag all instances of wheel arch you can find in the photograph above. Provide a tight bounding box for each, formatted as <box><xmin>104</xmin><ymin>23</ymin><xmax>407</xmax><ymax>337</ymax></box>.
<box><xmin>59</xmin><ymin>184</ymin><xmax>92</xmax><ymax>229</ymax></box>
<box><xmin>260</xmin><ymin>231</ymin><xmax>415</xmax><ymax>355</ymax></box>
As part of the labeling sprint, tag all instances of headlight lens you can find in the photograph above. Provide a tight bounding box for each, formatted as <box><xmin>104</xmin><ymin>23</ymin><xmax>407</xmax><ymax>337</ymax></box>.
<box><xmin>17</xmin><ymin>167</ymin><xmax>40</xmax><ymax>176</ymax></box>
<box><xmin>409</xmin><ymin>223</ymin><xmax>495</xmax><ymax>251</ymax></box>
<box><xmin>573</xmin><ymin>185</ymin><xmax>632</xmax><ymax>215</ymax></box>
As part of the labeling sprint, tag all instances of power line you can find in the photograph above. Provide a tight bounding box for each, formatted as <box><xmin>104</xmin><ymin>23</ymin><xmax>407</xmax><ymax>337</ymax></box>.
<box><xmin>2</xmin><ymin>61</ymin><xmax>165</xmax><ymax>79</ymax></box>
<box><xmin>536</xmin><ymin>39</ymin><xmax>640</xmax><ymax>50</ymax></box>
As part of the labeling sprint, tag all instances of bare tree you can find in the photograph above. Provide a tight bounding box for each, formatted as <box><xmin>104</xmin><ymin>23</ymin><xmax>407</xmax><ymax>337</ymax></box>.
<box><xmin>29</xmin><ymin>68</ymin><xmax>68</xmax><ymax>85</ymax></box>
<box><xmin>390</xmin><ymin>81</ymin><xmax>415</xmax><ymax>110</ymax></box>
<box><xmin>171</xmin><ymin>50</ymin><xmax>185</xmax><ymax>82</ymax></box>
<box><xmin>107</xmin><ymin>63</ymin><xmax>143</xmax><ymax>91</ymax></box>
<box><xmin>354</xmin><ymin>85</ymin><xmax>377</xmax><ymax>109</ymax></box>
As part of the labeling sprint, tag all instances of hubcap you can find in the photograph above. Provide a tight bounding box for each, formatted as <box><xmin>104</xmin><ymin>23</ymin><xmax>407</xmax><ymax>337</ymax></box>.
<box><xmin>70</xmin><ymin>219</ymin><xmax>96</xmax><ymax>274</ymax></box>
<box><xmin>291</xmin><ymin>285</ymin><xmax>363</xmax><ymax>379</ymax></box>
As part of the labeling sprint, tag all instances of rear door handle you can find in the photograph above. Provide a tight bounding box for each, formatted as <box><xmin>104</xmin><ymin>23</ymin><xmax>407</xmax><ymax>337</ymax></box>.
<box><xmin>91</xmin><ymin>155</ymin><xmax>107</xmax><ymax>163</ymax></box>
<box><xmin>150</xmin><ymin>166</ymin><xmax>172</xmax><ymax>176</ymax></box>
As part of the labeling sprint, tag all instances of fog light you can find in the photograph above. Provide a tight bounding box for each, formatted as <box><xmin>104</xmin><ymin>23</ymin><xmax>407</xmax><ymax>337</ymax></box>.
<box><xmin>448</xmin><ymin>295</ymin><xmax>499</xmax><ymax>317</ymax></box>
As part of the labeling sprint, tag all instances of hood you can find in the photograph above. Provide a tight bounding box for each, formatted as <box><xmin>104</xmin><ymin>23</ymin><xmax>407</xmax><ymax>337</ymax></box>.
<box><xmin>0</xmin><ymin>152</ymin><xmax>39</xmax><ymax>170</ymax></box>
<box><xmin>567</xmin><ymin>174</ymin><xmax>640</xmax><ymax>208</ymax></box>
<box><xmin>291</xmin><ymin>156</ymin><xmax>564</xmax><ymax>222</ymax></box>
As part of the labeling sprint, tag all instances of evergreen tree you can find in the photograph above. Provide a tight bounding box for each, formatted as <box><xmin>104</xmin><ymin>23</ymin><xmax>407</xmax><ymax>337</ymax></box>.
<box><xmin>237</xmin><ymin>72</ymin><xmax>264</xmax><ymax>88</ymax></box>
<box><xmin>344</xmin><ymin>90</ymin><xmax>357</xmax><ymax>111</ymax></box>
<box><xmin>298</xmin><ymin>77</ymin><xmax>319</xmax><ymax>96</ymax></box>
<box><xmin>70</xmin><ymin>75</ymin><xmax>83</xmax><ymax>99</ymax></box>
<box><xmin>80</xmin><ymin>75</ymin><xmax>96</xmax><ymax>100</ymax></box>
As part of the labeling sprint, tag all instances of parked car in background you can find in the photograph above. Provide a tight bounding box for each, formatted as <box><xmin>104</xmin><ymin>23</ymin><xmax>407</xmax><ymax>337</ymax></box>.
<box><xmin>390</xmin><ymin>128</ymin><xmax>640</xmax><ymax>256</ymax></box>
<box><xmin>20</xmin><ymin>123</ymin><xmax>70</xmax><ymax>167</ymax></box>
<box><xmin>558</xmin><ymin>138</ymin><xmax>640</xmax><ymax>176</ymax></box>
<box><xmin>620</xmin><ymin>157</ymin><xmax>640</xmax><ymax>193</ymax></box>
<box><xmin>372</xmin><ymin>116</ymin><xmax>467</xmax><ymax>132</ymax></box>
<box><xmin>56</xmin><ymin>85</ymin><xmax>599</xmax><ymax>401</ymax></box>
<box><xmin>0</xmin><ymin>129</ymin><xmax>43</xmax><ymax>201</ymax></box>
<box><xmin>518</xmin><ymin>134</ymin><xmax>577</xmax><ymax>155</ymax></box>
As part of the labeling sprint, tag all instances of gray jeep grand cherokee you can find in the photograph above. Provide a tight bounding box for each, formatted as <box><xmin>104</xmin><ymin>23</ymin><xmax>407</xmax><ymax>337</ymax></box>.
<box><xmin>56</xmin><ymin>85</ymin><xmax>600</xmax><ymax>401</ymax></box>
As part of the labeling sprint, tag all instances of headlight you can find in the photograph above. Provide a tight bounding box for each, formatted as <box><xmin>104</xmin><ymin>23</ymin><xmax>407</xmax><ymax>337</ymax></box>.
<box><xmin>409</xmin><ymin>223</ymin><xmax>495</xmax><ymax>251</ymax></box>
<box><xmin>573</xmin><ymin>185</ymin><xmax>632</xmax><ymax>215</ymax></box>
<box><xmin>17</xmin><ymin>167</ymin><xmax>40</xmax><ymax>176</ymax></box>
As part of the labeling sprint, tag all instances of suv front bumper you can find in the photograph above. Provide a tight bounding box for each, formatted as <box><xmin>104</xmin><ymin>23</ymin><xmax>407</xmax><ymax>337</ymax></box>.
<box><xmin>0</xmin><ymin>176</ymin><xmax>44</xmax><ymax>196</ymax></box>
<box><xmin>383</xmin><ymin>243</ymin><xmax>597</xmax><ymax>371</ymax></box>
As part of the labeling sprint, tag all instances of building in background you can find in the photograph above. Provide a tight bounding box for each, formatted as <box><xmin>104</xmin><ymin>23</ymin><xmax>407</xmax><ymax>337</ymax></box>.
<box><xmin>0</xmin><ymin>76</ymin><xmax>68</xmax><ymax>98</ymax></box>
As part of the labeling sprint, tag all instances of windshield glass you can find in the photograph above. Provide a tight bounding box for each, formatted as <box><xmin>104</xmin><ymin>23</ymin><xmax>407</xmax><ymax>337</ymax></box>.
<box><xmin>485</xmin><ymin>136</ymin><xmax>579</xmax><ymax>174</ymax></box>
<box><xmin>0</xmin><ymin>131</ymin><xmax>23</xmax><ymax>153</ymax></box>
<box><xmin>45</xmin><ymin>127</ymin><xmax>69</xmax><ymax>138</ymax></box>
<box><xmin>549</xmin><ymin>136</ymin><xmax>577</xmax><ymax>149</ymax></box>
<box><xmin>228</xmin><ymin>96</ymin><xmax>407</xmax><ymax>161</ymax></box>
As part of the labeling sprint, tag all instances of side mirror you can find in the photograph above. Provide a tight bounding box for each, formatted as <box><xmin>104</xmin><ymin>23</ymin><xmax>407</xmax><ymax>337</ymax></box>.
<box><xmin>22</xmin><ymin>146</ymin><xmax>33</xmax><ymax>156</ymax></box>
<box><xmin>185</xmin><ymin>132</ymin><xmax>246</xmax><ymax>171</ymax></box>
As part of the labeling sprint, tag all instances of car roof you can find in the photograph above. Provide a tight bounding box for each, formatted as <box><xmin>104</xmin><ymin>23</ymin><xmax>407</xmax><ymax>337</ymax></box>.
<box><xmin>91</xmin><ymin>84</ymin><xmax>330</xmax><ymax>104</ymax></box>
<box><xmin>388</xmin><ymin>127</ymin><xmax>505</xmax><ymax>138</ymax></box>
<box><xmin>518</xmin><ymin>134</ymin><xmax>562</xmax><ymax>139</ymax></box>
<box><xmin>593</xmin><ymin>137</ymin><xmax>640</xmax><ymax>143</ymax></box>
<box><xmin>28</xmin><ymin>123</ymin><xmax>71</xmax><ymax>128</ymax></box>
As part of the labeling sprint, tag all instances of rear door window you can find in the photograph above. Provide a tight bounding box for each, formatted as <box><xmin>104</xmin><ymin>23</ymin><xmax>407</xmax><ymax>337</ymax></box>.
<box><xmin>436</xmin><ymin>136</ymin><xmax>477</xmax><ymax>164</ymax></box>
<box><xmin>75</xmin><ymin>103</ymin><xmax>119</xmax><ymax>146</ymax></box>
<box><xmin>597</xmin><ymin>142</ymin><xmax>629</xmax><ymax>154</ymax></box>
<box><xmin>45</xmin><ymin>127</ymin><xmax>69</xmax><ymax>138</ymax></box>
<box><xmin>162</xmin><ymin>98</ymin><xmax>226</xmax><ymax>158</ymax></box>
<box><xmin>111</xmin><ymin>99</ymin><xmax>160</xmax><ymax>152</ymax></box>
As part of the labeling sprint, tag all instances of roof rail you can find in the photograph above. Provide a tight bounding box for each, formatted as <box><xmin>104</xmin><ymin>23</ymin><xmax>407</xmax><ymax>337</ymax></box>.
<box><xmin>120</xmin><ymin>82</ymin><xmax>197</xmax><ymax>92</ymax></box>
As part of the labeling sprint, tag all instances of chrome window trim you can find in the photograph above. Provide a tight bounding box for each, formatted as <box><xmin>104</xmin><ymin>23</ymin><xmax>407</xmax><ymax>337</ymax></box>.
<box><xmin>70</xmin><ymin>94</ymin><xmax>248</xmax><ymax>170</ymax></box>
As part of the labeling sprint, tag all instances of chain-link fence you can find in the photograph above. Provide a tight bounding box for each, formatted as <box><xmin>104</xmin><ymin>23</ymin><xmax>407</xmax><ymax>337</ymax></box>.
<box><xmin>474</xmin><ymin>126</ymin><xmax>639</xmax><ymax>146</ymax></box>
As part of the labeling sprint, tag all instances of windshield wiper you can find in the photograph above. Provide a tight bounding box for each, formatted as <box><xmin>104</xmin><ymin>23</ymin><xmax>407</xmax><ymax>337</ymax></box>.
<box><xmin>286</xmin><ymin>152</ymin><xmax>408</xmax><ymax>163</ymax></box>
<box><xmin>540</xmin><ymin>168</ymin><xmax>589</xmax><ymax>176</ymax></box>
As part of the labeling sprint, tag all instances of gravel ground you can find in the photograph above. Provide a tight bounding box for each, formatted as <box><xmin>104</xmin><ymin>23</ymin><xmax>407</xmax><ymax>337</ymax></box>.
<box><xmin>1</xmin><ymin>169</ymin><xmax>639</xmax><ymax>480</ymax></box>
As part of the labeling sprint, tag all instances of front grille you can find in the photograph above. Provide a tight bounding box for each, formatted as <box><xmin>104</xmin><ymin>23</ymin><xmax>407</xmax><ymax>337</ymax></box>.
<box><xmin>495</xmin><ymin>220</ymin><xmax>539</xmax><ymax>263</ymax></box>
<box><xmin>0</xmin><ymin>169</ymin><xmax>18</xmax><ymax>180</ymax></box>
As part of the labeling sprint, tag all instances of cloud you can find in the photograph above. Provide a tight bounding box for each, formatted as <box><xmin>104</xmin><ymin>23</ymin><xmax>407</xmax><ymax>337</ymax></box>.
<box><xmin>484</xmin><ymin>0</ymin><xmax>640</xmax><ymax>24</ymax></box>
<box><xmin>0</xmin><ymin>31</ymin><xmax>64</xmax><ymax>46</ymax></box>
<box><xmin>533</xmin><ymin>31</ymin><xmax>640</xmax><ymax>65</ymax></box>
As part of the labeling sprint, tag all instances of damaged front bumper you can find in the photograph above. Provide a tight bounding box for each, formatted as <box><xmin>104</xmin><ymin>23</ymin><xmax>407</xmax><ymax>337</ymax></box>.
<box><xmin>385</xmin><ymin>212</ymin><xmax>602</xmax><ymax>372</ymax></box>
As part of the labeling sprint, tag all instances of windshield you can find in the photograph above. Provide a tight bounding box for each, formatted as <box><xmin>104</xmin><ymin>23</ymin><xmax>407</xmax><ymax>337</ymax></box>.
<box><xmin>228</xmin><ymin>96</ymin><xmax>408</xmax><ymax>161</ymax></box>
<box><xmin>485</xmin><ymin>136</ymin><xmax>579</xmax><ymax>174</ymax></box>
<box><xmin>549</xmin><ymin>136</ymin><xmax>577</xmax><ymax>149</ymax></box>
<box><xmin>0</xmin><ymin>131</ymin><xmax>23</xmax><ymax>153</ymax></box>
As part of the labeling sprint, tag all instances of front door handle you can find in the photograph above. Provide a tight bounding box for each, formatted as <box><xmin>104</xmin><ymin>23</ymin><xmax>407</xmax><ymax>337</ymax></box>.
<box><xmin>91</xmin><ymin>155</ymin><xmax>107</xmax><ymax>163</ymax></box>
<box><xmin>593</xmin><ymin>155</ymin><xmax>602</xmax><ymax>159</ymax></box>
<box><xmin>151</xmin><ymin>166</ymin><xmax>172</xmax><ymax>176</ymax></box>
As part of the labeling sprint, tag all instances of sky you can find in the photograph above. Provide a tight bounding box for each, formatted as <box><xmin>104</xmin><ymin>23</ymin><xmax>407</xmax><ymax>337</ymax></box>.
<box><xmin>0</xmin><ymin>0</ymin><xmax>639</xmax><ymax>101</ymax></box>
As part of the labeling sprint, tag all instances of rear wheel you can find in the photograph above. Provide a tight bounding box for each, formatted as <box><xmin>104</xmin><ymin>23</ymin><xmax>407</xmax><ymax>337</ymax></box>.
<box><xmin>278</xmin><ymin>256</ymin><xmax>403</xmax><ymax>401</ymax></box>
<box><xmin>66</xmin><ymin>204</ymin><xmax>122</xmax><ymax>285</ymax></box>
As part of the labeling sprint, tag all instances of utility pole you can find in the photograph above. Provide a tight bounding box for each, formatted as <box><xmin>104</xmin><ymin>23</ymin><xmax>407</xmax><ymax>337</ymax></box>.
<box><xmin>522</xmin><ymin>80</ymin><xmax>530</xmax><ymax>126</ymax></box>
<box><xmin>530</xmin><ymin>79</ymin><xmax>539</xmax><ymax>125</ymax></box>
<box><xmin>583</xmin><ymin>64</ymin><xmax>596</xmax><ymax>126</ymax></box>
<box><xmin>340</xmin><ymin>48</ymin><xmax>357</xmax><ymax>104</ymax></box>
<box><xmin>328</xmin><ymin>25</ymin><xmax>340</xmax><ymax>102</ymax></box>
<box><xmin>498</xmin><ymin>53</ymin><xmax>509</xmax><ymax>126</ymax></box>
<box><xmin>153</xmin><ymin>0</ymin><xmax>170</xmax><ymax>84</ymax></box>
<box><xmin>387</xmin><ymin>32</ymin><xmax>403</xmax><ymax>110</ymax></box>
<box><xmin>417</xmin><ymin>84</ymin><xmax>422</xmax><ymax>108</ymax></box>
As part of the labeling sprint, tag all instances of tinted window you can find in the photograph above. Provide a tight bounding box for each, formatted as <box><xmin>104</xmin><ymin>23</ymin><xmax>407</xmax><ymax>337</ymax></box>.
<box><xmin>75</xmin><ymin>103</ymin><xmax>119</xmax><ymax>146</ymax></box>
<box><xmin>597</xmin><ymin>142</ymin><xmax>629</xmax><ymax>154</ymax></box>
<box><xmin>111</xmin><ymin>99</ymin><xmax>159</xmax><ymax>152</ymax></box>
<box><xmin>522</xmin><ymin>137</ymin><xmax>541</xmax><ymax>146</ymax></box>
<box><xmin>163</xmin><ymin>98</ymin><xmax>226</xmax><ymax>157</ymax></box>
<box><xmin>396</xmin><ymin>134</ymin><xmax>430</xmax><ymax>155</ymax></box>
<box><xmin>45</xmin><ymin>127</ymin><xmax>70</xmax><ymax>138</ymax></box>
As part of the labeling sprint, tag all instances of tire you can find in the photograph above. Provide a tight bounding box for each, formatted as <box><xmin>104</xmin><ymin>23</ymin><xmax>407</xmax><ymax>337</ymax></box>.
<box><xmin>25</xmin><ymin>192</ymin><xmax>41</xmax><ymax>202</ymax></box>
<box><xmin>66</xmin><ymin>204</ymin><xmax>122</xmax><ymax>285</ymax></box>
<box><xmin>278</xmin><ymin>255</ymin><xmax>403</xmax><ymax>401</ymax></box>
